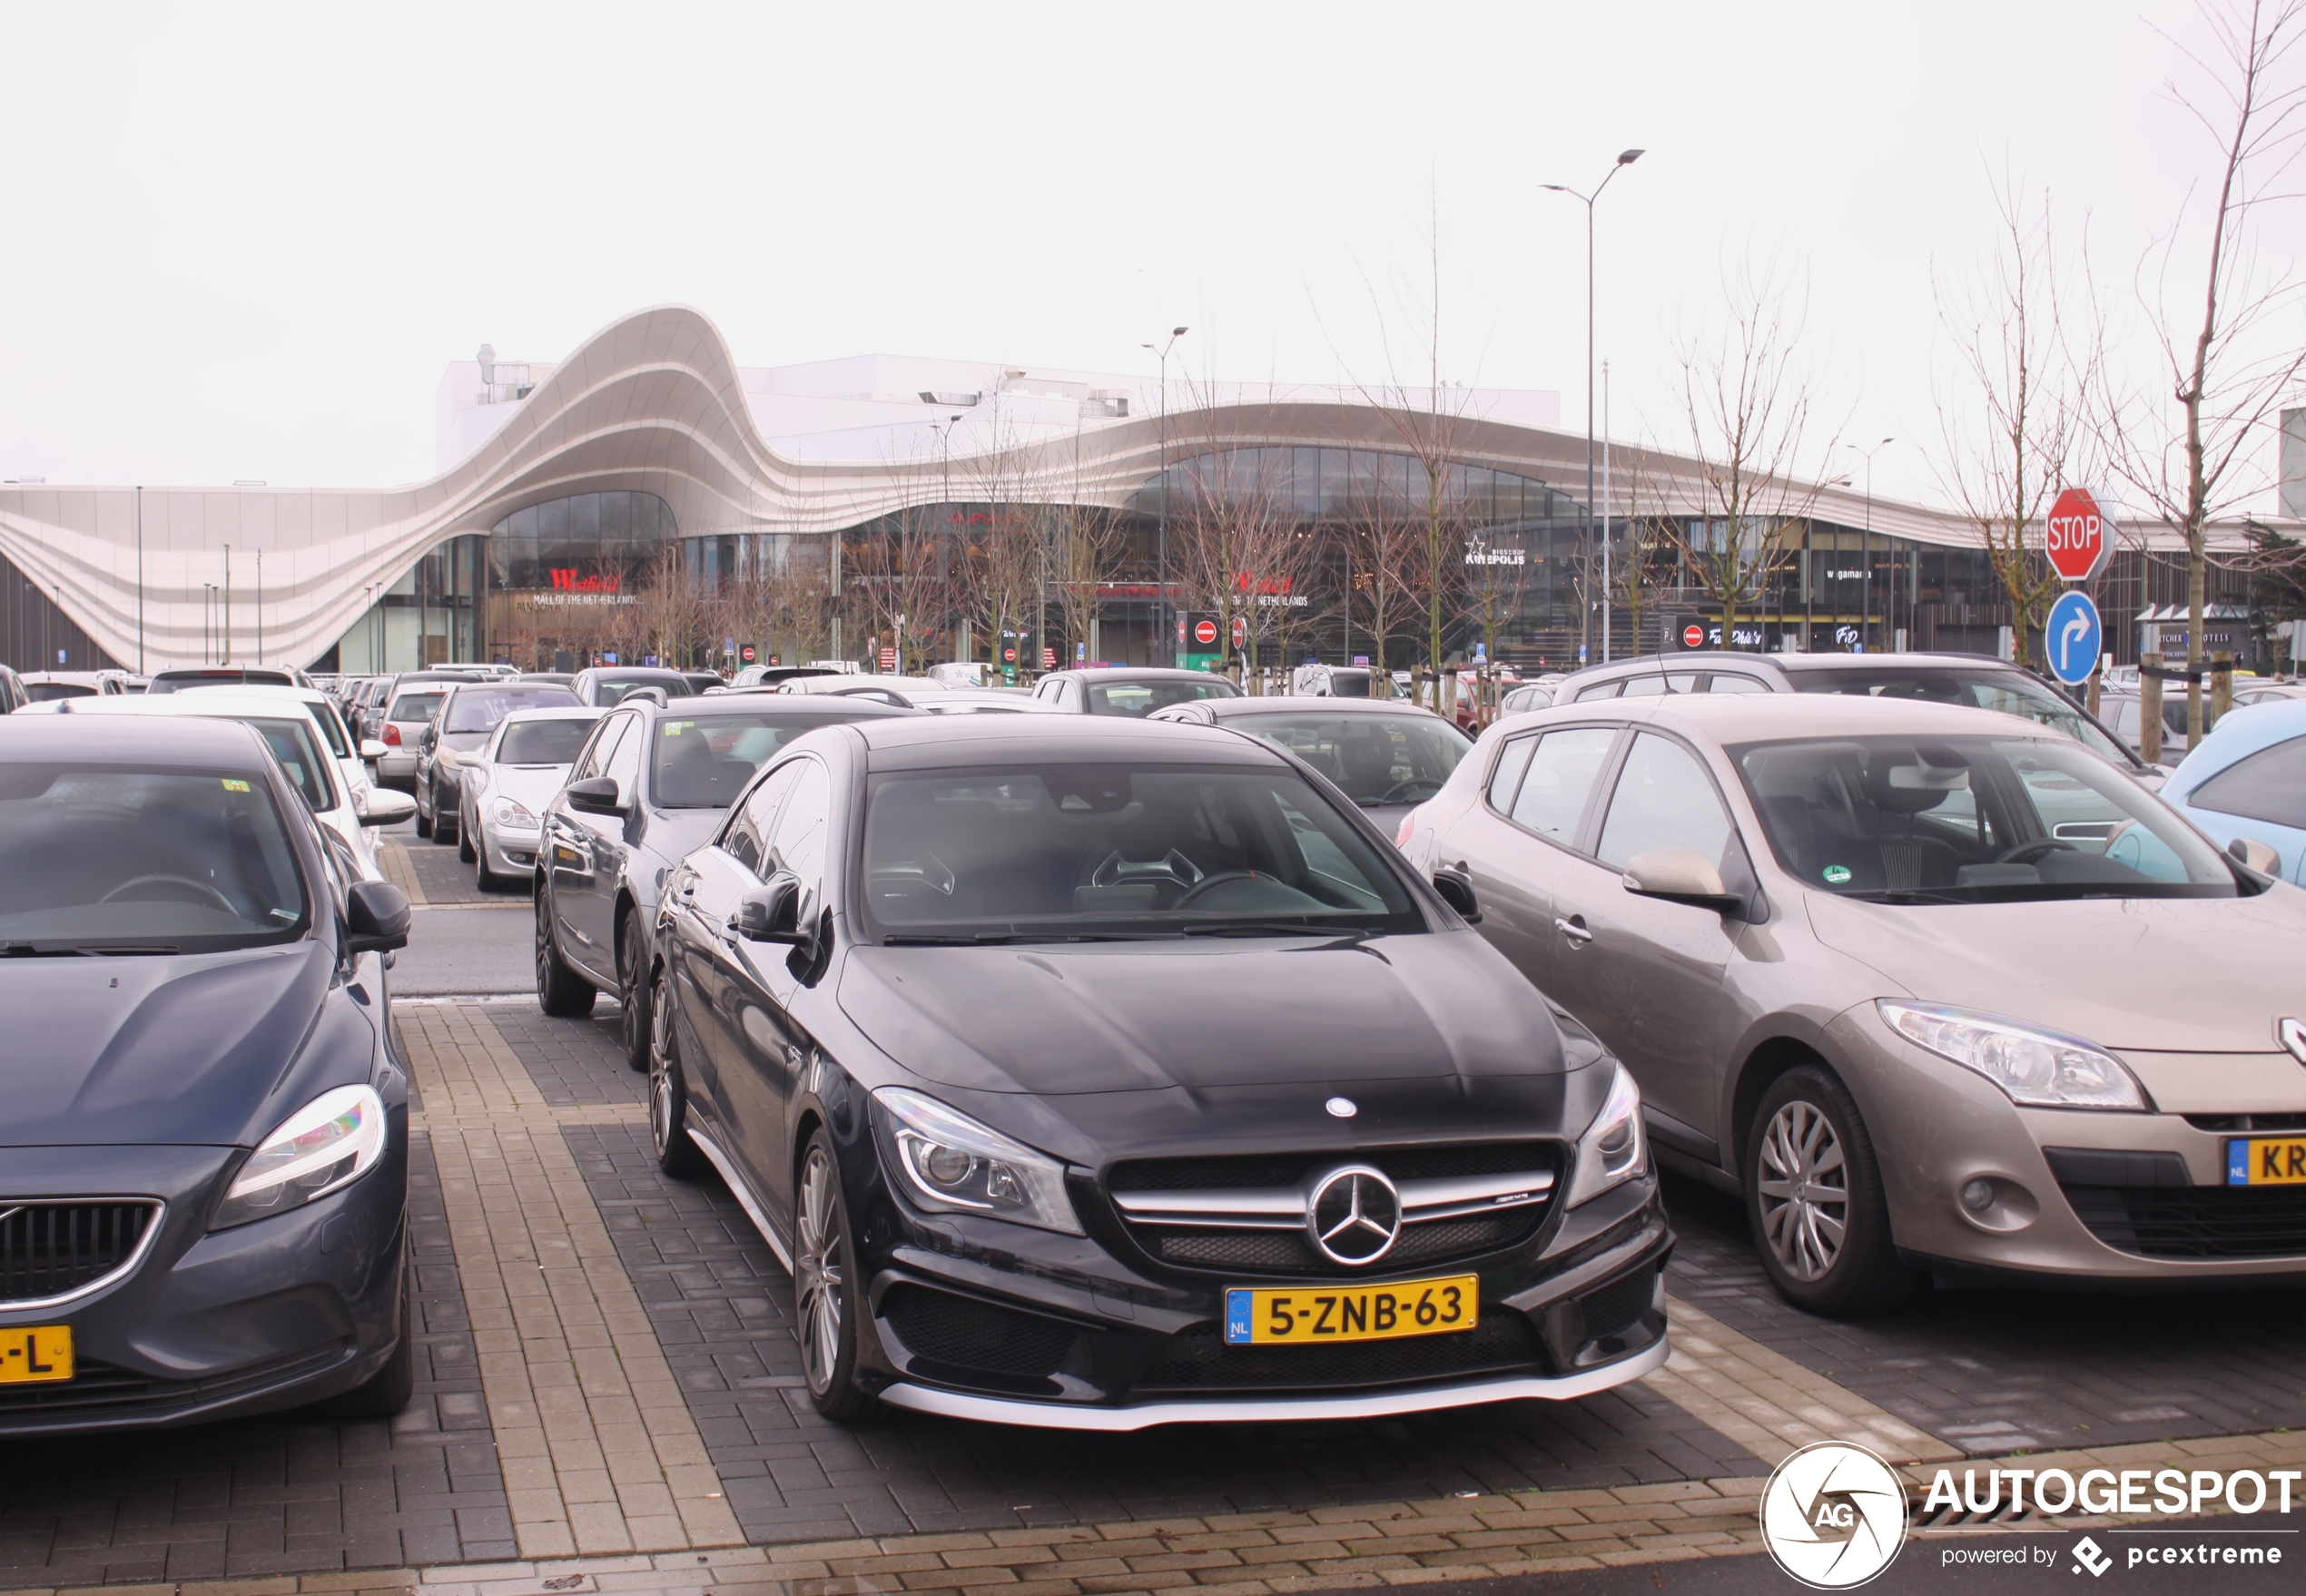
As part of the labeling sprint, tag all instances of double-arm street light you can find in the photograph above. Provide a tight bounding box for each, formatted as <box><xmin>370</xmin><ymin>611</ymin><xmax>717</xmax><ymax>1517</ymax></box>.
<box><xmin>1142</xmin><ymin>327</ymin><xmax>1188</xmax><ymax>665</ymax></box>
<box><xmin>1543</xmin><ymin>148</ymin><xmax>1643</xmax><ymax>665</ymax></box>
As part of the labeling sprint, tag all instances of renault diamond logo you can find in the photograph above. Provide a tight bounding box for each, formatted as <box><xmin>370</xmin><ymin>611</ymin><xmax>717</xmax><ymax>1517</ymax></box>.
<box><xmin>1306</xmin><ymin>1165</ymin><xmax>1401</xmax><ymax>1266</ymax></box>
<box><xmin>2281</xmin><ymin>1018</ymin><xmax>2306</xmax><ymax>1067</ymax></box>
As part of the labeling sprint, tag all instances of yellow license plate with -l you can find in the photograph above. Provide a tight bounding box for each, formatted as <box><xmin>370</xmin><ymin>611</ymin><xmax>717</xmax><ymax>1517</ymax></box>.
<box><xmin>0</xmin><ymin>1325</ymin><xmax>73</xmax><ymax>1384</ymax></box>
<box><xmin>1224</xmin><ymin>1274</ymin><xmax>1477</xmax><ymax>1345</ymax></box>
<box><xmin>2228</xmin><ymin>1138</ymin><xmax>2306</xmax><ymax>1186</ymax></box>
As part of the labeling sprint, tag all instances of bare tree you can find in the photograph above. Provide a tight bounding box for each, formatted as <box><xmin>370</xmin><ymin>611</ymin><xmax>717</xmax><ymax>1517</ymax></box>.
<box><xmin>1609</xmin><ymin>447</ymin><xmax>1677</xmax><ymax>655</ymax></box>
<box><xmin>1168</xmin><ymin>430</ymin><xmax>1307</xmax><ymax>692</ymax></box>
<box><xmin>2095</xmin><ymin>0</ymin><xmax>2306</xmax><ymax>737</ymax></box>
<box><xmin>1931</xmin><ymin>181</ymin><xmax>2104</xmax><ymax>671</ymax></box>
<box><xmin>1657</xmin><ymin>254</ymin><xmax>1840</xmax><ymax>648</ymax></box>
<box><xmin>1343</xmin><ymin>455</ymin><xmax>1427</xmax><ymax>697</ymax></box>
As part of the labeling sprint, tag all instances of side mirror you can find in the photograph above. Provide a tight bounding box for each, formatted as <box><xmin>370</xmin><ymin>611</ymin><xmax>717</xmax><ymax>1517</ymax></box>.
<box><xmin>2228</xmin><ymin>836</ymin><xmax>2282</xmax><ymax>875</ymax></box>
<box><xmin>1622</xmin><ymin>847</ymin><xmax>1744</xmax><ymax>913</ymax></box>
<box><xmin>1432</xmin><ymin>863</ymin><xmax>1483</xmax><ymax>924</ymax></box>
<box><xmin>345</xmin><ymin>879</ymin><xmax>411</xmax><ymax>955</ymax></box>
<box><xmin>565</xmin><ymin>775</ymin><xmax>624</xmax><ymax>814</ymax></box>
<box><xmin>357</xmin><ymin>788</ymin><xmax>417</xmax><ymax>828</ymax></box>
<box><xmin>733</xmin><ymin>872</ymin><xmax>809</xmax><ymax>944</ymax></box>
<box><xmin>360</xmin><ymin>738</ymin><xmax>389</xmax><ymax>762</ymax></box>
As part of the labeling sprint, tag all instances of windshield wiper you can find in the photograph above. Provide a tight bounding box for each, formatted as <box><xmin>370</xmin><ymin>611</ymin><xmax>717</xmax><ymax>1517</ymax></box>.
<box><xmin>881</xmin><ymin>931</ymin><xmax>1170</xmax><ymax>947</ymax></box>
<box><xmin>0</xmin><ymin>942</ymin><xmax>180</xmax><ymax>957</ymax></box>
<box><xmin>1178</xmin><ymin>921</ymin><xmax>1384</xmax><ymax>940</ymax></box>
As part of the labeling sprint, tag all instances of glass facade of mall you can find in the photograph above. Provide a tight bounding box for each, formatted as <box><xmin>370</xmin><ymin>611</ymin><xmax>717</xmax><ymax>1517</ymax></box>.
<box><xmin>327</xmin><ymin>456</ymin><xmax>2262</xmax><ymax>675</ymax></box>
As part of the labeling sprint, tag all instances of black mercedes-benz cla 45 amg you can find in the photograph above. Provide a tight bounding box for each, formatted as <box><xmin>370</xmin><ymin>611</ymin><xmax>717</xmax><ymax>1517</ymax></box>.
<box><xmin>650</xmin><ymin>714</ymin><xmax>1668</xmax><ymax>1428</ymax></box>
<box><xmin>0</xmin><ymin>714</ymin><xmax>413</xmax><ymax>1433</ymax></box>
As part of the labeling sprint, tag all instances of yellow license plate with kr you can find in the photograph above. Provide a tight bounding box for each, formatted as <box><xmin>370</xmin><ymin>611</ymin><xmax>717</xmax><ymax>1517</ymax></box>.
<box><xmin>1224</xmin><ymin>1274</ymin><xmax>1477</xmax><ymax>1345</ymax></box>
<box><xmin>0</xmin><ymin>1325</ymin><xmax>73</xmax><ymax>1384</ymax></box>
<box><xmin>2228</xmin><ymin>1137</ymin><xmax>2306</xmax><ymax>1186</ymax></box>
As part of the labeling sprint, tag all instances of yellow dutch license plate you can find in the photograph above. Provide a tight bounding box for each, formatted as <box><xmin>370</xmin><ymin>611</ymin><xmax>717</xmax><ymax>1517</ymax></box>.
<box><xmin>0</xmin><ymin>1325</ymin><xmax>73</xmax><ymax>1384</ymax></box>
<box><xmin>1223</xmin><ymin>1274</ymin><xmax>1477</xmax><ymax>1345</ymax></box>
<box><xmin>2228</xmin><ymin>1138</ymin><xmax>2306</xmax><ymax>1186</ymax></box>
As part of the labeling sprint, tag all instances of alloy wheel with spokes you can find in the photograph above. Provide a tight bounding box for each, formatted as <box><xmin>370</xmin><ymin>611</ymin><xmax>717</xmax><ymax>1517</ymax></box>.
<box><xmin>793</xmin><ymin>1132</ymin><xmax>875</xmax><ymax>1420</ymax></box>
<box><xmin>618</xmin><ymin>915</ymin><xmax>650</xmax><ymax>1070</ymax></box>
<box><xmin>1756</xmin><ymin>1100</ymin><xmax>1847</xmax><ymax>1282</ymax></box>
<box><xmin>646</xmin><ymin>964</ymin><xmax>704</xmax><ymax>1177</ymax></box>
<box><xmin>1743</xmin><ymin>1064</ymin><xmax>1916</xmax><ymax>1316</ymax></box>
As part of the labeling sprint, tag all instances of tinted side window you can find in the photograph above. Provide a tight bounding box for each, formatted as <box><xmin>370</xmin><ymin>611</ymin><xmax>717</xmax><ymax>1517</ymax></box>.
<box><xmin>2191</xmin><ymin>735</ymin><xmax>2306</xmax><ymax>830</ymax></box>
<box><xmin>1706</xmin><ymin>674</ymin><xmax>1769</xmax><ymax>694</ymax></box>
<box><xmin>1487</xmin><ymin>735</ymin><xmax>1537</xmax><ymax>812</ymax></box>
<box><xmin>766</xmin><ymin>761</ymin><xmax>834</xmax><ymax>908</ymax></box>
<box><xmin>1572</xmin><ymin>681</ymin><xmax>1622</xmax><ymax>703</ymax></box>
<box><xmin>1508</xmin><ymin>727</ymin><xmax>1619</xmax><ymax>847</ymax></box>
<box><xmin>1595</xmin><ymin>733</ymin><xmax>1734</xmax><ymax>872</ymax></box>
<box><xmin>605</xmin><ymin>713</ymin><xmax>645</xmax><ymax>800</ymax></box>
<box><xmin>574</xmin><ymin>713</ymin><xmax>630</xmax><ymax>783</ymax></box>
<box><xmin>724</xmin><ymin>761</ymin><xmax>802</xmax><ymax>876</ymax></box>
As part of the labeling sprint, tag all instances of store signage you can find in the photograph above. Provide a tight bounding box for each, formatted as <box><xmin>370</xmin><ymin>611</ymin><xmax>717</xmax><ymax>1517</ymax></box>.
<box><xmin>2045</xmin><ymin>488</ymin><xmax>2114</xmax><ymax>582</ymax></box>
<box><xmin>548</xmin><ymin>567</ymin><xmax>622</xmax><ymax>593</ymax></box>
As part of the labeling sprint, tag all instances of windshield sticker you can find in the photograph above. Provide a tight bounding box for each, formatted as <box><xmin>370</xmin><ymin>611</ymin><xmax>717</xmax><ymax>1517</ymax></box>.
<box><xmin>1822</xmin><ymin>864</ymin><xmax>1852</xmax><ymax>884</ymax></box>
<box><xmin>222</xmin><ymin>778</ymin><xmax>251</xmax><ymax>792</ymax></box>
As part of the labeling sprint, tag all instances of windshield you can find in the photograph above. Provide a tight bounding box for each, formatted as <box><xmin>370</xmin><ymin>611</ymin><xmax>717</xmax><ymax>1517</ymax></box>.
<box><xmin>445</xmin><ymin>685</ymin><xmax>581</xmax><ymax>734</ymax></box>
<box><xmin>145</xmin><ymin>668</ymin><xmax>294</xmax><ymax>695</ymax></box>
<box><xmin>654</xmin><ymin>714</ymin><xmax>837</xmax><ymax>808</ymax></box>
<box><xmin>860</xmin><ymin>764</ymin><xmax>1421</xmax><ymax>941</ymax></box>
<box><xmin>596</xmin><ymin>675</ymin><xmax>684</xmax><ymax>704</ymax></box>
<box><xmin>498</xmin><ymin>717</ymin><xmax>599</xmax><ymax>765</ymax></box>
<box><xmin>0</xmin><ymin>764</ymin><xmax>310</xmax><ymax>951</ymax></box>
<box><xmin>308</xmin><ymin>700</ymin><xmax>351</xmax><ymax>757</ymax></box>
<box><xmin>1223</xmin><ymin>711</ymin><xmax>1472</xmax><ymax>808</ymax></box>
<box><xmin>1789</xmin><ymin>667</ymin><xmax>2134</xmax><ymax>765</ymax></box>
<box><xmin>389</xmin><ymin>692</ymin><xmax>444</xmax><ymax>723</ymax></box>
<box><xmin>1731</xmin><ymin>734</ymin><xmax>2236</xmax><ymax>904</ymax></box>
<box><xmin>25</xmin><ymin>682</ymin><xmax>98</xmax><ymax>701</ymax></box>
<box><xmin>1088</xmin><ymin>678</ymin><xmax>1240</xmax><ymax>716</ymax></box>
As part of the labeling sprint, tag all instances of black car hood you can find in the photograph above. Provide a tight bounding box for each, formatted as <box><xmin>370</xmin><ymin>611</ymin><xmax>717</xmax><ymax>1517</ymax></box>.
<box><xmin>0</xmin><ymin>943</ymin><xmax>340</xmax><ymax>1147</ymax></box>
<box><xmin>837</xmin><ymin>931</ymin><xmax>1564</xmax><ymax>1095</ymax></box>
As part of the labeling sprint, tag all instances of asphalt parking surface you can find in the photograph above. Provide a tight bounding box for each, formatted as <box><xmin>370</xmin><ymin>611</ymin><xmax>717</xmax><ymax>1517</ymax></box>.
<box><xmin>10</xmin><ymin>854</ymin><xmax>2306</xmax><ymax>1590</ymax></box>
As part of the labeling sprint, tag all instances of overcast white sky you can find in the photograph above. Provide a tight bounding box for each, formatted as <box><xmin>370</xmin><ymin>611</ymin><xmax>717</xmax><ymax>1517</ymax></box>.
<box><xmin>1</xmin><ymin>1</ymin><xmax>2299</xmax><ymax>511</ymax></box>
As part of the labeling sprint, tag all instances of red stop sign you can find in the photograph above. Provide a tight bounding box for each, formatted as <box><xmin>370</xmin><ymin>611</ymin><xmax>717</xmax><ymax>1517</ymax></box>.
<box><xmin>2045</xmin><ymin>488</ymin><xmax>2113</xmax><ymax>582</ymax></box>
<box><xmin>1193</xmin><ymin>618</ymin><xmax>1217</xmax><ymax>646</ymax></box>
<box><xmin>1682</xmin><ymin>624</ymin><xmax>1706</xmax><ymax>649</ymax></box>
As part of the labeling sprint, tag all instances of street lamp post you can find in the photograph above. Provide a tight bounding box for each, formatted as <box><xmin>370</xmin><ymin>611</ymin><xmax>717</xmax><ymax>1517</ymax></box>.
<box><xmin>1141</xmin><ymin>328</ymin><xmax>1188</xmax><ymax>666</ymax></box>
<box><xmin>1841</xmin><ymin>438</ymin><xmax>1894</xmax><ymax>652</ymax></box>
<box><xmin>1543</xmin><ymin>149</ymin><xmax>1643</xmax><ymax>667</ymax></box>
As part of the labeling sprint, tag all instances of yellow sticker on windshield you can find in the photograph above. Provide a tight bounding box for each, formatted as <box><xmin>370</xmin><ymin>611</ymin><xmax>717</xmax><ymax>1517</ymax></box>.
<box><xmin>665</xmin><ymin>724</ymin><xmax>683</xmax><ymax>734</ymax></box>
<box><xmin>222</xmin><ymin>778</ymin><xmax>251</xmax><ymax>792</ymax></box>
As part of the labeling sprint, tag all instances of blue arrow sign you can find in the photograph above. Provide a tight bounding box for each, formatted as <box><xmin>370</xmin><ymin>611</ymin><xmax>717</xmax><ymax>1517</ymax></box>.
<box><xmin>2046</xmin><ymin>589</ymin><xmax>2102</xmax><ymax>686</ymax></box>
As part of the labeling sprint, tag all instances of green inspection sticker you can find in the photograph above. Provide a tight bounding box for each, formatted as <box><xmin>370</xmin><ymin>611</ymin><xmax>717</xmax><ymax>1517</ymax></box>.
<box><xmin>1822</xmin><ymin>864</ymin><xmax>1852</xmax><ymax>884</ymax></box>
<box><xmin>221</xmin><ymin>778</ymin><xmax>251</xmax><ymax>792</ymax></box>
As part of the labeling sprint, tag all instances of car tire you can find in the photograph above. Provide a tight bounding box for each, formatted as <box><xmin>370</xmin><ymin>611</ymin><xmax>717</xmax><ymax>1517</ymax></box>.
<box><xmin>475</xmin><ymin>829</ymin><xmax>501</xmax><ymax>893</ymax></box>
<box><xmin>617</xmin><ymin>913</ymin><xmax>652</xmax><ymax>1071</ymax></box>
<box><xmin>794</xmin><ymin>1128</ymin><xmax>879</xmax><ymax>1424</ymax></box>
<box><xmin>321</xmin><ymin>1270</ymin><xmax>416</xmax><ymax>1419</ymax></box>
<box><xmin>413</xmin><ymin>796</ymin><xmax>432</xmax><ymax>840</ymax></box>
<box><xmin>647</xmin><ymin>964</ymin><xmax>706</xmax><ymax>1179</ymax></box>
<box><xmin>431</xmin><ymin>781</ymin><xmax>458</xmax><ymax>845</ymax></box>
<box><xmin>1744</xmin><ymin>1065</ymin><xmax>1918</xmax><ymax>1316</ymax></box>
<box><xmin>458</xmin><ymin>805</ymin><xmax>476</xmax><ymax>863</ymax></box>
<box><xmin>535</xmin><ymin>884</ymin><xmax>597</xmax><ymax>1018</ymax></box>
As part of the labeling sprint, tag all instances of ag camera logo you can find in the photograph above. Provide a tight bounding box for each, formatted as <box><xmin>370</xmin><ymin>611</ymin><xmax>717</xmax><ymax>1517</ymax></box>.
<box><xmin>1759</xmin><ymin>1442</ymin><xmax>1907</xmax><ymax>1589</ymax></box>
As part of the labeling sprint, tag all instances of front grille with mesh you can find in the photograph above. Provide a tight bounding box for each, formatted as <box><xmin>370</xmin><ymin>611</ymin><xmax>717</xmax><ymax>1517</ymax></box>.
<box><xmin>1108</xmin><ymin>1143</ymin><xmax>1557</xmax><ymax>1278</ymax></box>
<box><xmin>1577</xmin><ymin>1265</ymin><xmax>1655</xmax><ymax>1340</ymax></box>
<box><xmin>1135</xmin><ymin>1312</ymin><xmax>1545</xmax><ymax>1394</ymax></box>
<box><xmin>0</xmin><ymin>1201</ymin><xmax>159</xmax><ymax>1305</ymax></box>
<box><xmin>881</xmin><ymin>1286</ymin><xmax>1080</xmax><ymax>1377</ymax></box>
<box><xmin>2061</xmin><ymin>1183</ymin><xmax>2306</xmax><ymax>1259</ymax></box>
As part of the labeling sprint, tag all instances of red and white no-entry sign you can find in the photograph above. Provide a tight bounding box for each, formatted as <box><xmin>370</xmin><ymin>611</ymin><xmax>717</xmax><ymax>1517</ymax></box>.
<box><xmin>1232</xmin><ymin>616</ymin><xmax>1248</xmax><ymax>647</ymax></box>
<box><xmin>1682</xmin><ymin>623</ymin><xmax>1706</xmax><ymax>649</ymax></box>
<box><xmin>1193</xmin><ymin>618</ymin><xmax>1218</xmax><ymax>647</ymax></box>
<box><xmin>2045</xmin><ymin>488</ymin><xmax>2114</xmax><ymax>583</ymax></box>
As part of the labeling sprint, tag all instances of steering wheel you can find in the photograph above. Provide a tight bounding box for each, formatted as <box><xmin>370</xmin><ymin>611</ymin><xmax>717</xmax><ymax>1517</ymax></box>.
<box><xmin>1993</xmin><ymin>839</ymin><xmax>2075</xmax><ymax>867</ymax></box>
<box><xmin>1172</xmin><ymin>870</ymin><xmax>1262</xmax><ymax>910</ymax></box>
<box><xmin>1379</xmin><ymin>779</ymin><xmax>1443</xmax><ymax>804</ymax></box>
<box><xmin>101</xmin><ymin>873</ymin><xmax>238</xmax><ymax>913</ymax></box>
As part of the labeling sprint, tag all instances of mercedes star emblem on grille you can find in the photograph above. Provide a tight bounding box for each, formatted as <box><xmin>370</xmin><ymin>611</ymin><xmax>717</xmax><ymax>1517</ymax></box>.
<box><xmin>2281</xmin><ymin>1017</ymin><xmax>2306</xmax><ymax>1066</ymax></box>
<box><xmin>1306</xmin><ymin>1165</ymin><xmax>1402</xmax><ymax>1265</ymax></box>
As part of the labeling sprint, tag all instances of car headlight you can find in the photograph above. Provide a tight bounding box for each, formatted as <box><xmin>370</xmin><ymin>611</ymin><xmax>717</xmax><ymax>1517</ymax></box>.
<box><xmin>211</xmin><ymin>1084</ymin><xmax>389</xmax><ymax>1230</ymax></box>
<box><xmin>1876</xmin><ymin>1000</ymin><xmax>2148</xmax><ymax>1110</ymax></box>
<box><xmin>490</xmin><ymin>796</ymin><xmax>539</xmax><ymax>828</ymax></box>
<box><xmin>872</xmin><ymin>1087</ymin><xmax>1083</xmax><ymax>1235</ymax></box>
<box><xmin>1565</xmin><ymin>1062</ymin><xmax>1648</xmax><ymax>1208</ymax></box>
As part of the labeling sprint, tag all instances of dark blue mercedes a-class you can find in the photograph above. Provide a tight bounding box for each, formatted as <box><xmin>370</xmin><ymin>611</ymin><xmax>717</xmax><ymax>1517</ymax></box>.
<box><xmin>0</xmin><ymin>713</ymin><xmax>413</xmax><ymax>1432</ymax></box>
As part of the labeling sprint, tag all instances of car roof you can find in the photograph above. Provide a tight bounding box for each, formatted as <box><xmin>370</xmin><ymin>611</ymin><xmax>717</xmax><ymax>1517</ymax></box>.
<box><xmin>1529</xmin><ymin>689</ymin><xmax>2067</xmax><ymax>744</ymax></box>
<box><xmin>1045</xmin><ymin>667</ymin><xmax>1230</xmax><ymax>684</ymax></box>
<box><xmin>853</xmin><ymin>713</ymin><xmax>1286</xmax><ymax>771</ymax></box>
<box><xmin>2175</xmin><ymin>698</ymin><xmax>2306</xmax><ymax>773</ymax></box>
<box><xmin>491</xmin><ymin>705</ymin><xmax>607</xmax><ymax>724</ymax></box>
<box><xmin>581</xmin><ymin>665</ymin><xmax>688</xmax><ymax>679</ymax></box>
<box><xmin>0</xmin><ymin>708</ymin><xmax>276</xmax><ymax>764</ymax></box>
<box><xmin>644</xmin><ymin>694</ymin><xmax>920</xmax><ymax>719</ymax></box>
<box><xmin>43</xmin><ymin>689</ymin><xmax>334</xmax><ymax>723</ymax></box>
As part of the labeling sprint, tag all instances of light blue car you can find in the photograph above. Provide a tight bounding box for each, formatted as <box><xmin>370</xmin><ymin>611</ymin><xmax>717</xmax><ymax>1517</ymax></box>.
<box><xmin>2161</xmin><ymin>699</ymin><xmax>2306</xmax><ymax>885</ymax></box>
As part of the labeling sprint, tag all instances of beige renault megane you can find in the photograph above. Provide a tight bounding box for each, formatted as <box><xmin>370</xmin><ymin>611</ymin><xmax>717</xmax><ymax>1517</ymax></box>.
<box><xmin>1400</xmin><ymin>692</ymin><xmax>2306</xmax><ymax>1314</ymax></box>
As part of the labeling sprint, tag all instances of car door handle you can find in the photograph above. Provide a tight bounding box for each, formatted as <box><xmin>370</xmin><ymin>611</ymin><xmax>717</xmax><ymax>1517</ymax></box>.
<box><xmin>1554</xmin><ymin>914</ymin><xmax>1594</xmax><ymax>948</ymax></box>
